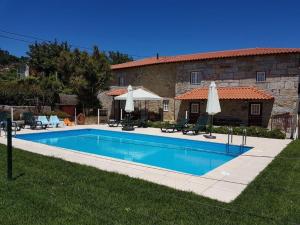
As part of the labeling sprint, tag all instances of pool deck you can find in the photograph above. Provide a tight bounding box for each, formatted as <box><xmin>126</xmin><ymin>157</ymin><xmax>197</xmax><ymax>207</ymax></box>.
<box><xmin>0</xmin><ymin>125</ymin><xmax>291</xmax><ymax>203</ymax></box>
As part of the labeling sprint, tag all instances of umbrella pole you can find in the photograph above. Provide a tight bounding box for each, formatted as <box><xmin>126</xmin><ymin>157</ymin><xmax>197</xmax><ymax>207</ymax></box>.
<box><xmin>210</xmin><ymin>115</ymin><xmax>213</xmax><ymax>136</ymax></box>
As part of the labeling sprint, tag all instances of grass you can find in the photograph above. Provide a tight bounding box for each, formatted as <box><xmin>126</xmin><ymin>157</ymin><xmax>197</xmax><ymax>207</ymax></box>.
<box><xmin>0</xmin><ymin>140</ymin><xmax>299</xmax><ymax>225</ymax></box>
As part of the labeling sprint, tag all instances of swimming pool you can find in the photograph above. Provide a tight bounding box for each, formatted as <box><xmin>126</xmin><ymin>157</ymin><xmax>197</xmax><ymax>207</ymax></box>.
<box><xmin>17</xmin><ymin>129</ymin><xmax>251</xmax><ymax>176</ymax></box>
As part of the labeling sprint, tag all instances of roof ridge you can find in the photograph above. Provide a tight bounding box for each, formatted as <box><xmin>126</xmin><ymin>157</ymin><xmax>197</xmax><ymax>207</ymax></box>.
<box><xmin>112</xmin><ymin>47</ymin><xmax>300</xmax><ymax>70</ymax></box>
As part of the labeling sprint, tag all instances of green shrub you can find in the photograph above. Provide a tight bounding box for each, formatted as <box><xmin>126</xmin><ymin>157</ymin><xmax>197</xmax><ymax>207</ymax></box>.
<box><xmin>146</xmin><ymin>120</ymin><xmax>286</xmax><ymax>139</ymax></box>
<box><xmin>212</xmin><ymin>125</ymin><xmax>285</xmax><ymax>139</ymax></box>
<box><xmin>266</xmin><ymin>128</ymin><xmax>286</xmax><ymax>139</ymax></box>
<box><xmin>44</xmin><ymin>110</ymin><xmax>70</xmax><ymax>119</ymax></box>
<box><xmin>147</xmin><ymin>121</ymin><xmax>169</xmax><ymax>128</ymax></box>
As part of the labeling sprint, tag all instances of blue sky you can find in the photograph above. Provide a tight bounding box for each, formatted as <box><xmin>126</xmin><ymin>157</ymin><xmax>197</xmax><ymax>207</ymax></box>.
<box><xmin>0</xmin><ymin>0</ymin><xmax>300</xmax><ymax>59</ymax></box>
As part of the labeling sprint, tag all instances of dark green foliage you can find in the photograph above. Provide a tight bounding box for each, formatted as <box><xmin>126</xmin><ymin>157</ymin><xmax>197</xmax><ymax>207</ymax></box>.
<box><xmin>27</xmin><ymin>40</ymin><xmax>70</xmax><ymax>76</ymax></box>
<box><xmin>1</xmin><ymin>42</ymin><xmax>113</xmax><ymax>109</ymax></box>
<box><xmin>0</xmin><ymin>76</ymin><xmax>63</xmax><ymax>107</ymax></box>
<box><xmin>212</xmin><ymin>126</ymin><xmax>285</xmax><ymax>139</ymax></box>
<box><xmin>0</xmin><ymin>48</ymin><xmax>19</xmax><ymax>65</ymax></box>
<box><xmin>0</xmin><ymin>140</ymin><xmax>299</xmax><ymax>225</ymax></box>
<box><xmin>147</xmin><ymin>121</ymin><xmax>170</xmax><ymax>128</ymax></box>
<box><xmin>106</xmin><ymin>51</ymin><xmax>133</xmax><ymax>65</ymax></box>
<box><xmin>0</xmin><ymin>68</ymin><xmax>19</xmax><ymax>81</ymax></box>
<box><xmin>44</xmin><ymin>110</ymin><xmax>70</xmax><ymax>118</ymax></box>
<box><xmin>65</xmin><ymin>46</ymin><xmax>112</xmax><ymax>109</ymax></box>
<box><xmin>148</xmin><ymin>121</ymin><xmax>285</xmax><ymax>139</ymax></box>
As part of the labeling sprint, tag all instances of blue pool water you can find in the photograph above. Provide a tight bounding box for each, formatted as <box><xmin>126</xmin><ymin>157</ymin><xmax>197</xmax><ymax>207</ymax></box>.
<box><xmin>17</xmin><ymin>129</ymin><xmax>251</xmax><ymax>176</ymax></box>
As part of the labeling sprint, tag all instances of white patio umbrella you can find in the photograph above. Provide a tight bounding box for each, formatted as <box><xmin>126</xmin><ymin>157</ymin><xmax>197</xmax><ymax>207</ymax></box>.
<box><xmin>205</xmin><ymin>81</ymin><xmax>221</xmax><ymax>138</ymax></box>
<box><xmin>115</xmin><ymin>87</ymin><xmax>162</xmax><ymax>121</ymax></box>
<box><xmin>115</xmin><ymin>88</ymin><xmax>162</xmax><ymax>101</ymax></box>
<box><xmin>125</xmin><ymin>85</ymin><xmax>134</xmax><ymax>113</ymax></box>
<box><xmin>122</xmin><ymin>85</ymin><xmax>135</xmax><ymax>131</ymax></box>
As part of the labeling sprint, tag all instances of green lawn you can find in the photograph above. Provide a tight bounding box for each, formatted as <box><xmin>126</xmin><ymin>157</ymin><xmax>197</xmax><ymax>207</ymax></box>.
<box><xmin>0</xmin><ymin>140</ymin><xmax>299</xmax><ymax>225</ymax></box>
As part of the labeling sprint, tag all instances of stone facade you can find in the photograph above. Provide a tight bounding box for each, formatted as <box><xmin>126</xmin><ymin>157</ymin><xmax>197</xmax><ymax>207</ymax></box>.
<box><xmin>100</xmin><ymin>53</ymin><xmax>300</xmax><ymax>127</ymax></box>
<box><xmin>101</xmin><ymin>63</ymin><xmax>178</xmax><ymax>121</ymax></box>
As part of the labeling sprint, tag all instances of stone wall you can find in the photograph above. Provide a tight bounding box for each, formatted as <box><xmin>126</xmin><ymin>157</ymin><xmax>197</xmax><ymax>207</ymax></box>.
<box><xmin>175</xmin><ymin>54</ymin><xmax>300</xmax><ymax>126</ymax></box>
<box><xmin>100</xmin><ymin>63</ymin><xmax>178</xmax><ymax>120</ymax></box>
<box><xmin>106</xmin><ymin>53</ymin><xmax>300</xmax><ymax>126</ymax></box>
<box><xmin>97</xmin><ymin>90</ymin><xmax>114</xmax><ymax>119</ymax></box>
<box><xmin>0</xmin><ymin>105</ymin><xmax>52</xmax><ymax>120</ymax></box>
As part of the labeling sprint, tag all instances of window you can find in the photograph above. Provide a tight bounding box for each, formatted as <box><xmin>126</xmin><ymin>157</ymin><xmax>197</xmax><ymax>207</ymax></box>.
<box><xmin>163</xmin><ymin>100</ymin><xmax>169</xmax><ymax>112</ymax></box>
<box><xmin>190</xmin><ymin>103</ymin><xmax>199</xmax><ymax>114</ymax></box>
<box><xmin>190</xmin><ymin>71</ymin><xmax>201</xmax><ymax>84</ymax></box>
<box><xmin>250</xmin><ymin>103</ymin><xmax>261</xmax><ymax>116</ymax></box>
<box><xmin>119</xmin><ymin>76</ymin><xmax>125</xmax><ymax>86</ymax></box>
<box><xmin>256</xmin><ymin>72</ymin><xmax>266</xmax><ymax>82</ymax></box>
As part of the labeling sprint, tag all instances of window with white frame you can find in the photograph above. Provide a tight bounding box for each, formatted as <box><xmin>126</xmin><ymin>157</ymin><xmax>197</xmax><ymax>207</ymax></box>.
<box><xmin>190</xmin><ymin>71</ymin><xmax>201</xmax><ymax>84</ymax></box>
<box><xmin>163</xmin><ymin>100</ymin><xmax>169</xmax><ymax>112</ymax></box>
<box><xmin>250</xmin><ymin>103</ymin><xmax>261</xmax><ymax>115</ymax></box>
<box><xmin>190</xmin><ymin>103</ymin><xmax>199</xmax><ymax>113</ymax></box>
<box><xmin>256</xmin><ymin>71</ymin><xmax>266</xmax><ymax>82</ymax></box>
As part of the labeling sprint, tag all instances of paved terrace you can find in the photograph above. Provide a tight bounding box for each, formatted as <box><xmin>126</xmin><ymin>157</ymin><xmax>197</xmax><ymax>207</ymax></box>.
<box><xmin>0</xmin><ymin>125</ymin><xmax>291</xmax><ymax>203</ymax></box>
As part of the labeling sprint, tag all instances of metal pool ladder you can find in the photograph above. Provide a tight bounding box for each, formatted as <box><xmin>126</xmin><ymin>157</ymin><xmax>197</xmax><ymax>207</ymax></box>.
<box><xmin>240</xmin><ymin>128</ymin><xmax>247</xmax><ymax>153</ymax></box>
<box><xmin>226</xmin><ymin>127</ymin><xmax>233</xmax><ymax>153</ymax></box>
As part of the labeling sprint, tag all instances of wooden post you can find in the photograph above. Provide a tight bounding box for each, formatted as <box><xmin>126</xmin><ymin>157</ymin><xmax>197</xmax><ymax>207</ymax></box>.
<box><xmin>74</xmin><ymin>108</ymin><xmax>77</xmax><ymax>125</ymax></box>
<box><xmin>97</xmin><ymin>109</ymin><xmax>100</xmax><ymax>125</ymax></box>
<box><xmin>10</xmin><ymin>107</ymin><xmax>13</xmax><ymax>122</ymax></box>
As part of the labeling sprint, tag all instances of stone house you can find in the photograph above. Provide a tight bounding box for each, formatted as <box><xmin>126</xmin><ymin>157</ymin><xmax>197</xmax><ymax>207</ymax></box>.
<box><xmin>99</xmin><ymin>48</ymin><xmax>300</xmax><ymax>127</ymax></box>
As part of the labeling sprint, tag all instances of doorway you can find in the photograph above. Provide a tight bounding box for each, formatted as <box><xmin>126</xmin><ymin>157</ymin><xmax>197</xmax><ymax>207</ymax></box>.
<box><xmin>189</xmin><ymin>102</ymin><xmax>200</xmax><ymax>123</ymax></box>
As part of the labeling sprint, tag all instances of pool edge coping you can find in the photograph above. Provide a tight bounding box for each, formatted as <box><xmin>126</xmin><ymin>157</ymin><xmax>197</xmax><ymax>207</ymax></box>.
<box><xmin>0</xmin><ymin>125</ymin><xmax>291</xmax><ymax>203</ymax></box>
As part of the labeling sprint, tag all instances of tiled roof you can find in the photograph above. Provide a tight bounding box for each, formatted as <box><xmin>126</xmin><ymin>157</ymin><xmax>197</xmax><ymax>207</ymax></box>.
<box><xmin>111</xmin><ymin>48</ymin><xmax>300</xmax><ymax>70</ymax></box>
<box><xmin>106</xmin><ymin>88</ymin><xmax>127</xmax><ymax>96</ymax></box>
<box><xmin>175</xmin><ymin>86</ymin><xmax>274</xmax><ymax>100</ymax></box>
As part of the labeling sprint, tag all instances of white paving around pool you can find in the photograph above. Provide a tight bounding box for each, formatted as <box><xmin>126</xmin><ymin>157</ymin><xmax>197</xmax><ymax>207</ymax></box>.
<box><xmin>0</xmin><ymin>124</ymin><xmax>291</xmax><ymax>203</ymax></box>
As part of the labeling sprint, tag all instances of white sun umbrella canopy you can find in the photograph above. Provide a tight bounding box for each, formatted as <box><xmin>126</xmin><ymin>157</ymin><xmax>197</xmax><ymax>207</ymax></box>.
<box><xmin>206</xmin><ymin>81</ymin><xmax>221</xmax><ymax>115</ymax></box>
<box><xmin>205</xmin><ymin>82</ymin><xmax>221</xmax><ymax>138</ymax></box>
<box><xmin>124</xmin><ymin>85</ymin><xmax>134</xmax><ymax>113</ymax></box>
<box><xmin>115</xmin><ymin>88</ymin><xmax>162</xmax><ymax>101</ymax></box>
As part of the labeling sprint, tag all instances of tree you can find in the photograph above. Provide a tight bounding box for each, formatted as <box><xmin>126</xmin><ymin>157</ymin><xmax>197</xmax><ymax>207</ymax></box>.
<box><xmin>0</xmin><ymin>49</ymin><xmax>19</xmax><ymax>65</ymax></box>
<box><xmin>106</xmin><ymin>51</ymin><xmax>133</xmax><ymax>65</ymax></box>
<box><xmin>27</xmin><ymin>40</ymin><xmax>70</xmax><ymax>76</ymax></box>
<box><xmin>69</xmin><ymin>46</ymin><xmax>111</xmax><ymax>111</ymax></box>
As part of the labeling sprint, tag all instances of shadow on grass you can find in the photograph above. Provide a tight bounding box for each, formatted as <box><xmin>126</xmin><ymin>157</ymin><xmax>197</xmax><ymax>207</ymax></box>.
<box><xmin>11</xmin><ymin>172</ymin><xmax>25</xmax><ymax>181</ymax></box>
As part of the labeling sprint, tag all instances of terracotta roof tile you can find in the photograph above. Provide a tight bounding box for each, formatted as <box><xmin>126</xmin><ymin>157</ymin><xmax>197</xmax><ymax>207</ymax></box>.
<box><xmin>175</xmin><ymin>86</ymin><xmax>274</xmax><ymax>100</ymax></box>
<box><xmin>111</xmin><ymin>48</ymin><xmax>300</xmax><ymax>70</ymax></box>
<box><xmin>106</xmin><ymin>88</ymin><xmax>127</xmax><ymax>96</ymax></box>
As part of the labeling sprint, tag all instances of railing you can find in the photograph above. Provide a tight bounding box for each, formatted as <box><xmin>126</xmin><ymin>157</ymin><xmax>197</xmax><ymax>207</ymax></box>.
<box><xmin>97</xmin><ymin>109</ymin><xmax>108</xmax><ymax>124</ymax></box>
<box><xmin>241</xmin><ymin>128</ymin><xmax>247</xmax><ymax>148</ymax></box>
<box><xmin>226</xmin><ymin>126</ymin><xmax>247</xmax><ymax>153</ymax></box>
<box><xmin>271</xmin><ymin>113</ymin><xmax>296</xmax><ymax>138</ymax></box>
<box><xmin>226</xmin><ymin>127</ymin><xmax>233</xmax><ymax>152</ymax></box>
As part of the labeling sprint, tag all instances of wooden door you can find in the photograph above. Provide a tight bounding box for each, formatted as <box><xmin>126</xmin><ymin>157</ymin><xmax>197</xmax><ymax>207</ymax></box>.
<box><xmin>248</xmin><ymin>103</ymin><xmax>262</xmax><ymax>126</ymax></box>
<box><xmin>189</xmin><ymin>102</ymin><xmax>200</xmax><ymax>123</ymax></box>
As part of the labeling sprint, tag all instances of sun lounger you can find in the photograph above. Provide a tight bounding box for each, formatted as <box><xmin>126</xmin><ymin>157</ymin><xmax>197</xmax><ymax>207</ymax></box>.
<box><xmin>38</xmin><ymin>116</ymin><xmax>50</xmax><ymax>128</ymax></box>
<box><xmin>23</xmin><ymin>112</ymin><xmax>44</xmax><ymax>129</ymax></box>
<box><xmin>0</xmin><ymin>112</ymin><xmax>8</xmax><ymax>129</ymax></box>
<box><xmin>49</xmin><ymin>115</ymin><xmax>61</xmax><ymax>127</ymax></box>
<box><xmin>122</xmin><ymin>116</ymin><xmax>134</xmax><ymax>131</ymax></box>
<box><xmin>161</xmin><ymin>118</ymin><xmax>188</xmax><ymax>133</ymax></box>
<box><xmin>108</xmin><ymin>119</ymin><xmax>120</xmax><ymax>127</ymax></box>
<box><xmin>182</xmin><ymin>116</ymin><xmax>209</xmax><ymax>135</ymax></box>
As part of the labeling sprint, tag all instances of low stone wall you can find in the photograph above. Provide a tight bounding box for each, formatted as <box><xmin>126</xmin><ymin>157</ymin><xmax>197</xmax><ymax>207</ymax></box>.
<box><xmin>0</xmin><ymin>105</ymin><xmax>51</xmax><ymax>120</ymax></box>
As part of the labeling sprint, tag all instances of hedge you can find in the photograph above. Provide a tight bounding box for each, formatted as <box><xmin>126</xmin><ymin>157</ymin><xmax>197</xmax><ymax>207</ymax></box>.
<box><xmin>146</xmin><ymin>121</ymin><xmax>286</xmax><ymax>139</ymax></box>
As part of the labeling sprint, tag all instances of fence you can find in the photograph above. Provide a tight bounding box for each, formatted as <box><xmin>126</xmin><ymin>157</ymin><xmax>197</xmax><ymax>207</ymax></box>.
<box><xmin>271</xmin><ymin>113</ymin><xmax>298</xmax><ymax>139</ymax></box>
<box><xmin>0</xmin><ymin>105</ymin><xmax>52</xmax><ymax>120</ymax></box>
